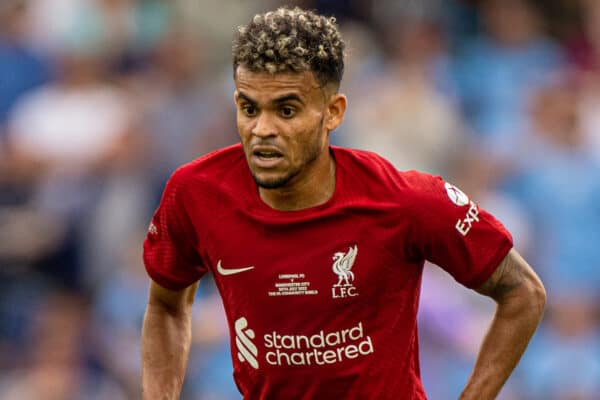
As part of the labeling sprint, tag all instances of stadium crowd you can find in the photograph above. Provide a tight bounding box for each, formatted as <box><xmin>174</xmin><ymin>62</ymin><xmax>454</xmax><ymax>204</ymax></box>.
<box><xmin>1</xmin><ymin>0</ymin><xmax>599</xmax><ymax>398</ymax></box>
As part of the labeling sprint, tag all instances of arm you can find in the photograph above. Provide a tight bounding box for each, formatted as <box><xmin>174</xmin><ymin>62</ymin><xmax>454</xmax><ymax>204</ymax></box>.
<box><xmin>459</xmin><ymin>248</ymin><xmax>546</xmax><ymax>400</ymax></box>
<box><xmin>142</xmin><ymin>280</ymin><xmax>199</xmax><ymax>400</ymax></box>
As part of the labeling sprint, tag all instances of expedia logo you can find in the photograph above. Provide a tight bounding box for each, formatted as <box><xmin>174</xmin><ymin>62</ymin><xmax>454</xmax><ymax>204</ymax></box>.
<box><xmin>444</xmin><ymin>182</ymin><xmax>469</xmax><ymax>206</ymax></box>
<box><xmin>235</xmin><ymin>317</ymin><xmax>258</xmax><ymax>369</ymax></box>
<box><xmin>456</xmin><ymin>201</ymin><xmax>480</xmax><ymax>236</ymax></box>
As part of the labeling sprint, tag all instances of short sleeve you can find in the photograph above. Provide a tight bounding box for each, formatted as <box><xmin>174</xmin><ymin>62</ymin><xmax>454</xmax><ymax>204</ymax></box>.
<box><xmin>407</xmin><ymin>172</ymin><xmax>513</xmax><ymax>289</ymax></box>
<box><xmin>143</xmin><ymin>171</ymin><xmax>207</xmax><ymax>290</ymax></box>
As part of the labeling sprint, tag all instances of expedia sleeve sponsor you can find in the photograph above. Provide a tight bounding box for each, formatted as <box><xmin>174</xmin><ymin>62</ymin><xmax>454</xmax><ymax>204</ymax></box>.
<box><xmin>263</xmin><ymin>322</ymin><xmax>374</xmax><ymax>367</ymax></box>
<box><xmin>406</xmin><ymin>173</ymin><xmax>513</xmax><ymax>289</ymax></box>
<box><xmin>455</xmin><ymin>200</ymin><xmax>480</xmax><ymax>236</ymax></box>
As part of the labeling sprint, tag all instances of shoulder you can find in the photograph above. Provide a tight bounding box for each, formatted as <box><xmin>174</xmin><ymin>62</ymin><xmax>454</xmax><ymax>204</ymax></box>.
<box><xmin>170</xmin><ymin>144</ymin><xmax>245</xmax><ymax>185</ymax></box>
<box><xmin>165</xmin><ymin>144</ymin><xmax>247</xmax><ymax>200</ymax></box>
<box><xmin>334</xmin><ymin>146</ymin><xmax>399</xmax><ymax>180</ymax></box>
<box><xmin>334</xmin><ymin>146</ymin><xmax>442</xmax><ymax>196</ymax></box>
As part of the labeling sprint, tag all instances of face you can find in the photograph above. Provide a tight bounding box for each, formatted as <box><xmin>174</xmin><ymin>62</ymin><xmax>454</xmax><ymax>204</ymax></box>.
<box><xmin>234</xmin><ymin>66</ymin><xmax>344</xmax><ymax>189</ymax></box>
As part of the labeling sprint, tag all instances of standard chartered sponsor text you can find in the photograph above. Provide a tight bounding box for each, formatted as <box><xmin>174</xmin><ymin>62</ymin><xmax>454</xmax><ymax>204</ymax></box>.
<box><xmin>263</xmin><ymin>322</ymin><xmax>374</xmax><ymax>366</ymax></box>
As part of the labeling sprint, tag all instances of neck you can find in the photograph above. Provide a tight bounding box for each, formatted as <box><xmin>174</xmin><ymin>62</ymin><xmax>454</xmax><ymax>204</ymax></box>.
<box><xmin>258</xmin><ymin>148</ymin><xmax>336</xmax><ymax>211</ymax></box>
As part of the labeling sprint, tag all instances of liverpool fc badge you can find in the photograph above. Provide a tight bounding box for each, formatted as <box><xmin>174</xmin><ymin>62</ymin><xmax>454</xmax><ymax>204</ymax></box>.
<box><xmin>331</xmin><ymin>245</ymin><xmax>358</xmax><ymax>298</ymax></box>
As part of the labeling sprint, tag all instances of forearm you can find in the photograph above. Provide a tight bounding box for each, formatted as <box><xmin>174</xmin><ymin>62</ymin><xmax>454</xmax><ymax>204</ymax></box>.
<box><xmin>459</xmin><ymin>289</ymin><xmax>545</xmax><ymax>399</ymax></box>
<box><xmin>141</xmin><ymin>302</ymin><xmax>193</xmax><ymax>400</ymax></box>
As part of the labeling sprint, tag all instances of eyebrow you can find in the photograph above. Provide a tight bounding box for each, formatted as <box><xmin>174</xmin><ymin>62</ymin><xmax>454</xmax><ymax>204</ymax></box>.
<box><xmin>272</xmin><ymin>93</ymin><xmax>305</xmax><ymax>105</ymax></box>
<box><xmin>237</xmin><ymin>91</ymin><xmax>305</xmax><ymax>106</ymax></box>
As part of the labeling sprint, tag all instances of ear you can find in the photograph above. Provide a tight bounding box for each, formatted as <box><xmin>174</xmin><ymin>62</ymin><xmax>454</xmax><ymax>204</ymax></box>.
<box><xmin>325</xmin><ymin>93</ymin><xmax>347</xmax><ymax>132</ymax></box>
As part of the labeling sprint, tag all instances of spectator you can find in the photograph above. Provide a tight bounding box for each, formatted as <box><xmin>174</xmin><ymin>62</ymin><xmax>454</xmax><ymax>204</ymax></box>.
<box><xmin>502</xmin><ymin>79</ymin><xmax>600</xmax><ymax>298</ymax></box>
<box><xmin>6</xmin><ymin>47</ymin><xmax>143</xmax><ymax>289</ymax></box>
<box><xmin>0</xmin><ymin>292</ymin><xmax>126</xmax><ymax>399</ymax></box>
<box><xmin>92</xmin><ymin>232</ymin><xmax>237</xmax><ymax>398</ymax></box>
<box><xmin>340</xmin><ymin>16</ymin><xmax>466</xmax><ymax>175</ymax></box>
<box><xmin>516</xmin><ymin>295</ymin><xmax>600</xmax><ymax>399</ymax></box>
<box><xmin>0</xmin><ymin>0</ymin><xmax>52</xmax><ymax>135</ymax></box>
<box><xmin>453</xmin><ymin>0</ymin><xmax>565</xmax><ymax>162</ymax></box>
<box><xmin>141</xmin><ymin>31</ymin><xmax>238</xmax><ymax>191</ymax></box>
<box><xmin>26</xmin><ymin>0</ymin><xmax>169</xmax><ymax>60</ymax></box>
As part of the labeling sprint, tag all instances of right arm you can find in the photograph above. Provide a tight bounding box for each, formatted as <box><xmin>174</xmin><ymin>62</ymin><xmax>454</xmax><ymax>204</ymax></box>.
<box><xmin>142</xmin><ymin>280</ymin><xmax>199</xmax><ymax>400</ymax></box>
<box><xmin>459</xmin><ymin>248</ymin><xmax>546</xmax><ymax>399</ymax></box>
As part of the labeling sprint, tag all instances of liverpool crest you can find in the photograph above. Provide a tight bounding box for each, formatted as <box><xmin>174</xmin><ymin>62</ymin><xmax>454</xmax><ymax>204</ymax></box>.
<box><xmin>331</xmin><ymin>245</ymin><xmax>359</xmax><ymax>298</ymax></box>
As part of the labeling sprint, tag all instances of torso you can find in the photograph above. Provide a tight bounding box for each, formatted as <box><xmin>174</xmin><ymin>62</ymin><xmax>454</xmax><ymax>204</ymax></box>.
<box><xmin>145</xmin><ymin>143</ymin><xmax>512</xmax><ymax>399</ymax></box>
<box><xmin>186</xmin><ymin>145</ymin><xmax>427</xmax><ymax>399</ymax></box>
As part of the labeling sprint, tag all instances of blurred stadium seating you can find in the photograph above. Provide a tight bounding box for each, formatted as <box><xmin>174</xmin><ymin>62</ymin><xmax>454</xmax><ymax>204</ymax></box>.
<box><xmin>1</xmin><ymin>0</ymin><xmax>599</xmax><ymax>399</ymax></box>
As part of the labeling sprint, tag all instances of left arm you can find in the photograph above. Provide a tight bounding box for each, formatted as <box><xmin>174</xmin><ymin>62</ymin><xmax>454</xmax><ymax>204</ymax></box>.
<box><xmin>459</xmin><ymin>248</ymin><xmax>546</xmax><ymax>400</ymax></box>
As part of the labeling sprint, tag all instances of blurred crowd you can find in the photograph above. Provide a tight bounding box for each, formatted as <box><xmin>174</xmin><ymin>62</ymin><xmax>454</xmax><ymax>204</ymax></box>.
<box><xmin>1</xmin><ymin>0</ymin><xmax>599</xmax><ymax>399</ymax></box>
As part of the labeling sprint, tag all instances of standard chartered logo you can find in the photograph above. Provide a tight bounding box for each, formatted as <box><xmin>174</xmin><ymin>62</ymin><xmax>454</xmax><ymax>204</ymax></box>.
<box><xmin>234</xmin><ymin>318</ymin><xmax>374</xmax><ymax>369</ymax></box>
<box><xmin>264</xmin><ymin>322</ymin><xmax>374</xmax><ymax>366</ymax></box>
<box><xmin>235</xmin><ymin>317</ymin><xmax>259</xmax><ymax>369</ymax></box>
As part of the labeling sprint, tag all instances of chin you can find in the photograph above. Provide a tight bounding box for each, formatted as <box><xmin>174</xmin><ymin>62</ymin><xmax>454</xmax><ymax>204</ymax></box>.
<box><xmin>252</xmin><ymin>171</ymin><xmax>296</xmax><ymax>189</ymax></box>
<box><xmin>253</xmin><ymin>175</ymin><xmax>289</xmax><ymax>189</ymax></box>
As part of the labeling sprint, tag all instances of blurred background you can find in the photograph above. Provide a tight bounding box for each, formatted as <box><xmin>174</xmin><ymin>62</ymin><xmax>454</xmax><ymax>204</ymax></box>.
<box><xmin>1</xmin><ymin>0</ymin><xmax>599</xmax><ymax>398</ymax></box>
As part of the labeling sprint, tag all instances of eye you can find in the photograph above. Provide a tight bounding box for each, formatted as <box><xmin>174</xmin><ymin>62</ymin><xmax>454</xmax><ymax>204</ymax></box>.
<box><xmin>242</xmin><ymin>104</ymin><xmax>257</xmax><ymax>117</ymax></box>
<box><xmin>280</xmin><ymin>106</ymin><xmax>296</xmax><ymax>118</ymax></box>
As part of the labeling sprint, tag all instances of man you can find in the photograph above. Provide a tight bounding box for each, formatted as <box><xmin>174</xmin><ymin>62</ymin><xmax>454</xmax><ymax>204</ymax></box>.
<box><xmin>141</xmin><ymin>7</ymin><xmax>546</xmax><ymax>400</ymax></box>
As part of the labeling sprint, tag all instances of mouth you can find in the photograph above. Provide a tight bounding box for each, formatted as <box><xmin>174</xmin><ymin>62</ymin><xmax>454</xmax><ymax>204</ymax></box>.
<box><xmin>251</xmin><ymin>147</ymin><xmax>284</xmax><ymax>168</ymax></box>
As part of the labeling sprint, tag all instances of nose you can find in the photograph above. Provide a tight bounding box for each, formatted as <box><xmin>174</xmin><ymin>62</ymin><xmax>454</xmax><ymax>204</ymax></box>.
<box><xmin>251</xmin><ymin>112</ymin><xmax>278</xmax><ymax>138</ymax></box>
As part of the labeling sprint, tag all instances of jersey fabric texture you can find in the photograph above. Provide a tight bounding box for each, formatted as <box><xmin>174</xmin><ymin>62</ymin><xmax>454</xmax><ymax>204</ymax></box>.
<box><xmin>143</xmin><ymin>144</ymin><xmax>513</xmax><ymax>400</ymax></box>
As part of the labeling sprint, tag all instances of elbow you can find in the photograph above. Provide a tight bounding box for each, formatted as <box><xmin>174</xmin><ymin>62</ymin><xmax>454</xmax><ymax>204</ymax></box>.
<box><xmin>531</xmin><ymin>277</ymin><xmax>547</xmax><ymax>317</ymax></box>
<box><xmin>496</xmin><ymin>278</ymin><xmax>546</xmax><ymax>322</ymax></box>
<box><xmin>537</xmin><ymin>283</ymin><xmax>547</xmax><ymax>310</ymax></box>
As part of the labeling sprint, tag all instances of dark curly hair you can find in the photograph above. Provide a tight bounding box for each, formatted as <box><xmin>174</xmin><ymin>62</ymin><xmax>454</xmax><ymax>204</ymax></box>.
<box><xmin>232</xmin><ymin>7</ymin><xmax>345</xmax><ymax>89</ymax></box>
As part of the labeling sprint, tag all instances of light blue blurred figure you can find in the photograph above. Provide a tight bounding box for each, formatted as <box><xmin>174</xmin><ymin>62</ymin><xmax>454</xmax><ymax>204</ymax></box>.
<box><xmin>515</xmin><ymin>296</ymin><xmax>600</xmax><ymax>399</ymax></box>
<box><xmin>501</xmin><ymin>80</ymin><xmax>600</xmax><ymax>297</ymax></box>
<box><xmin>453</xmin><ymin>0</ymin><xmax>565</xmax><ymax>162</ymax></box>
<box><xmin>0</xmin><ymin>0</ymin><xmax>52</xmax><ymax>134</ymax></box>
<box><xmin>501</xmin><ymin>77</ymin><xmax>600</xmax><ymax>399</ymax></box>
<box><xmin>93</xmin><ymin>233</ymin><xmax>238</xmax><ymax>398</ymax></box>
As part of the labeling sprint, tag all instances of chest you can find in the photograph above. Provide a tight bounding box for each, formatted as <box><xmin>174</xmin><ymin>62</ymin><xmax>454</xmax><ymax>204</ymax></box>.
<box><xmin>197</xmin><ymin>208</ymin><xmax>423</xmax><ymax>329</ymax></box>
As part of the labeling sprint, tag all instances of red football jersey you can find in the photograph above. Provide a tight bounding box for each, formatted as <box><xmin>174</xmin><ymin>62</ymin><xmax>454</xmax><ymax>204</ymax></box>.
<box><xmin>143</xmin><ymin>144</ymin><xmax>513</xmax><ymax>399</ymax></box>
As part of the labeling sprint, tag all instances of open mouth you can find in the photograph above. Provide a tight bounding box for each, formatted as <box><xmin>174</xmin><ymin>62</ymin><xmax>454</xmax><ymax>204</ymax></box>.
<box><xmin>252</xmin><ymin>147</ymin><xmax>284</xmax><ymax>167</ymax></box>
<box><xmin>254</xmin><ymin>150</ymin><xmax>283</xmax><ymax>160</ymax></box>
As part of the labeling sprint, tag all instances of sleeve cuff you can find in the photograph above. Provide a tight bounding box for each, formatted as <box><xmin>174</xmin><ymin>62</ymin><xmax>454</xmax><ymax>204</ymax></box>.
<box><xmin>463</xmin><ymin>236</ymin><xmax>513</xmax><ymax>289</ymax></box>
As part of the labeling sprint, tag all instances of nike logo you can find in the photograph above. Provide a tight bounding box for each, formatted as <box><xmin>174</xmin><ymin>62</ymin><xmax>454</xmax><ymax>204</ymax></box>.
<box><xmin>216</xmin><ymin>260</ymin><xmax>255</xmax><ymax>276</ymax></box>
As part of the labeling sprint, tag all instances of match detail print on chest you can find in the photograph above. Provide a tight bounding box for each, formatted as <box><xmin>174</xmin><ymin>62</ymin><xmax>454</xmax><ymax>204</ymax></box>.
<box><xmin>262</xmin><ymin>244</ymin><xmax>362</xmax><ymax>300</ymax></box>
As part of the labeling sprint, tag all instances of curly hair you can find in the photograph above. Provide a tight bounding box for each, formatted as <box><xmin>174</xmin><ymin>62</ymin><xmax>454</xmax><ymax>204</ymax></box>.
<box><xmin>232</xmin><ymin>7</ymin><xmax>345</xmax><ymax>88</ymax></box>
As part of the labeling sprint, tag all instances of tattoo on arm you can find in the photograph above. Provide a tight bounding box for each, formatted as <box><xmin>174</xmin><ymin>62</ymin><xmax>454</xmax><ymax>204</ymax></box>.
<box><xmin>476</xmin><ymin>250</ymin><xmax>526</xmax><ymax>300</ymax></box>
